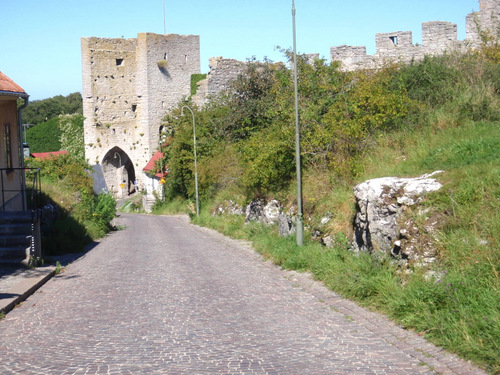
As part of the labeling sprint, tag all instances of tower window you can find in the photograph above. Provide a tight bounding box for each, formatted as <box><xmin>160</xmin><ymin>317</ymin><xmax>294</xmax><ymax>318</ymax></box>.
<box><xmin>389</xmin><ymin>36</ymin><xmax>398</xmax><ymax>45</ymax></box>
<box><xmin>116</xmin><ymin>58</ymin><xmax>124</xmax><ymax>66</ymax></box>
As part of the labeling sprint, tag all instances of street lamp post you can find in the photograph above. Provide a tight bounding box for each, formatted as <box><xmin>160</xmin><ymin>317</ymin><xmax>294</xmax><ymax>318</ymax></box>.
<box><xmin>292</xmin><ymin>0</ymin><xmax>304</xmax><ymax>246</ymax></box>
<box><xmin>180</xmin><ymin>105</ymin><xmax>200</xmax><ymax>218</ymax></box>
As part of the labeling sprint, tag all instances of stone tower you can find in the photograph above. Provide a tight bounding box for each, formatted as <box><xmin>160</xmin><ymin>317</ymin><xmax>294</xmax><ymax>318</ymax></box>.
<box><xmin>81</xmin><ymin>33</ymin><xmax>200</xmax><ymax>195</ymax></box>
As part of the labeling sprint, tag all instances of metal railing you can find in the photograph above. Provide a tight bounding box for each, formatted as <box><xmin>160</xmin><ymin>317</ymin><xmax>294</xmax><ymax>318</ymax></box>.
<box><xmin>0</xmin><ymin>167</ymin><xmax>42</xmax><ymax>215</ymax></box>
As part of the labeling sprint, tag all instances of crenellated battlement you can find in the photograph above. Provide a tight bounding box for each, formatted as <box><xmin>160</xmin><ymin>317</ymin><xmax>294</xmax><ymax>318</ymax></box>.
<box><xmin>331</xmin><ymin>0</ymin><xmax>499</xmax><ymax>70</ymax></box>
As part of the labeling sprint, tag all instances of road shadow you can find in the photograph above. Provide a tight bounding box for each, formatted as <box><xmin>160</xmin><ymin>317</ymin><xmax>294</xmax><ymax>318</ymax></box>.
<box><xmin>0</xmin><ymin>265</ymin><xmax>31</xmax><ymax>279</ymax></box>
<box><xmin>45</xmin><ymin>241</ymin><xmax>101</xmax><ymax>268</ymax></box>
<box><xmin>0</xmin><ymin>293</ymin><xmax>20</xmax><ymax>300</ymax></box>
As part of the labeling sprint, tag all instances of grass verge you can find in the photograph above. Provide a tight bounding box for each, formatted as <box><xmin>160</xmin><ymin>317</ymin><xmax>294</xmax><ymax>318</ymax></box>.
<box><xmin>192</xmin><ymin>120</ymin><xmax>499</xmax><ymax>373</ymax></box>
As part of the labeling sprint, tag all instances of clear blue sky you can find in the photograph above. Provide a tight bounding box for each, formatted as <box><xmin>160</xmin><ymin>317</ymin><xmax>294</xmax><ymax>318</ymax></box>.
<box><xmin>1</xmin><ymin>0</ymin><xmax>480</xmax><ymax>101</ymax></box>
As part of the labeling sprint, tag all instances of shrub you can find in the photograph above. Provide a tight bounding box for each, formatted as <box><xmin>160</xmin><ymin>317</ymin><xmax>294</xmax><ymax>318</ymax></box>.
<box><xmin>26</xmin><ymin>155</ymin><xmax>116</xmax><ymax>256</ymax></box>
<box><xmin>392</xmin><ymin>55</ymin><xmax>462</xmax><ymax>107</ymax></box>
<box><xmin>191</xmin><ymin>74</ymin><xmax>207</xmax><ymax>96</ymax></box>
<box><xmin>58</xmin><ymin>114</ymin><xmax>85</xmax><ymax>160</ymax></box>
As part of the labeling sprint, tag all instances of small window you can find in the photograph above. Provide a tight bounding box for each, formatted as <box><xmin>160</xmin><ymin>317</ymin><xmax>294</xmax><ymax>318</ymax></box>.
<box><xmin>131</xmin><ymin>104</ymin><xmax>137</xmax><ymax>112</ymax></box>
<box><xmin>184</xmin><ymin>54</ymin><xmax>188</xmax><ymax>63</ymax></box>
<box><xmin>116</xmin><ymin>58</ymin><xmax>124</xmax><ymax>66</ymax></box>
<box><xmin>389</xmin><ymin>36</ymin><xmax>398</xmax><ymax>46</ymax></box>
<box><xmin>3</xmin><ymin>123</ymin><xmax>12</xmax><ymax>169</ymax></box>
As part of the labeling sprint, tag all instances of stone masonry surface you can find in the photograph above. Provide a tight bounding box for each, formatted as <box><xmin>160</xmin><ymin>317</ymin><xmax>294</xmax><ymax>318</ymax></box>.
<box><xmin>331</xmin><ymin>0</ymin><xmax>499</xmax><ymax>70</ymax></box>
<box><xmin>0</xmin><ymin>214</ymin><xmax>486</xmax><ymax>374</ymax></box>
<box><xmin>81</xmin><ymin>33</ymin><xmax>200</xmax><ymax>194</ymax></box>
<box><xmin>193</xmin><ymin>57</ymin><xmax>246</xmax><ymax>108</ymax></box>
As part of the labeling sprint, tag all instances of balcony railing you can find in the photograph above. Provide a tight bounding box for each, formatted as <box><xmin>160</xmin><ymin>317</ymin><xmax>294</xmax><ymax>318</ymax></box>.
<box><xmin>0</xmin><ymin>168</ymin><xmax>42</xmax><ymax>215</ymax></box>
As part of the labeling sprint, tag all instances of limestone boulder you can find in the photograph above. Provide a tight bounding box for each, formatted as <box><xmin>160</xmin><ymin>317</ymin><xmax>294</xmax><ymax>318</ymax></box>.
<box><xmin>212</xmin><ymin>200</ymin><xmax>244</xmax><ymax>216</ymax></box>
<box><xmin>278</xmin><ymin>213</ymin><xmax>296</xmax><ymax>237</ymax></box>
<box><xmin>245</xmin><ymin>199</ymin><xmax>281</xmax><ymax>225</ymax></box>
<box><xmin>352</xmin><ymin>171</ymin><xmax>444</xmax><ymax>260</ymax></box>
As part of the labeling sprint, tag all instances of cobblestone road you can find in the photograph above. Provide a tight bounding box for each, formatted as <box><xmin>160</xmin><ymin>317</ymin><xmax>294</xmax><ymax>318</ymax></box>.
<box><xmin>0</xmin><ymin>214</ymin><xmax>485</xmax><ymax>374</ymax></box>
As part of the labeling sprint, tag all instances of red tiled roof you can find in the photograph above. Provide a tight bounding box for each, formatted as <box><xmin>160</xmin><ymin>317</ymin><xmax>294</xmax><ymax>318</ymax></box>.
<box><xmin>30</xmin><ymin>150</ymin><xmax>68</xmax><ymax>160</ymax></box>
<box><xmin>143</xmin><ymin>151</ymin><xmax>168</xmax><ymax>178</ymax></box>
<box><xmin>0</xmin><ymin>71</ymin><xmax>27</xmax><ymax>95</ymax></box>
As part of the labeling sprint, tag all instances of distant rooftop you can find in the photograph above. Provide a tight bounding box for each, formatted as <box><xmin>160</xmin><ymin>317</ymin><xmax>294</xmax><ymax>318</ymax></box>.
<box><xmin>30</xmin><ymin>151</ymin><xmax>68</xmax><ymax>160</ymax></box>
<box><xmin>143</xmin><ymin>151</ymin><xmax>167</xmax><ymax>178</ymax></box>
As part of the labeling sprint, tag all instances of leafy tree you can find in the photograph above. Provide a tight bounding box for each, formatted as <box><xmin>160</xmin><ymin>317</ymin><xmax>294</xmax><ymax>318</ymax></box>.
<box><xmin>223</xmin><ymin>58</ymin><xmax>279</xmax><ymax>141</ymax></box>
<box><xmin>27</xmin><ymin>153</ymin><xmax>93</xmax><ymax>192</ymax></box>
<box><xmin>159</xmin><ymin>49</ymin><xmax>498</xmax><ymax>203</ymax></box>
<box><xmin>26</xmin><ymin>117</ymin><xmax>62</xmax><ymax>153</ymax></box>
<box><xmin>59</xmin><ymin>114</ymin><xmax>85</xmax><ymax>160</ymax></box>
<box><xmin>23</xmin><ymin>92</ymin><xmax>83</xmax><ymax>125</ymax></box>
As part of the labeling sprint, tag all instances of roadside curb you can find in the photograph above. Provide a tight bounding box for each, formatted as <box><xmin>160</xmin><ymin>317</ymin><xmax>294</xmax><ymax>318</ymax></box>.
<box><xmin>0</xmin><ymin>267</ymin><xmax>56</xmax><ymax>315</ymax></box>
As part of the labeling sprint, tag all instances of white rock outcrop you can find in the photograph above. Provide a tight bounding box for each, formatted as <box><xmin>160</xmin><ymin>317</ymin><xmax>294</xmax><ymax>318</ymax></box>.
<box><xmin>352</xmin><ymin>171</ymin><xmax>444</xmax><ymax>257</ymax></box>
<box><xmin>245</xmin><ymin>199</ymin><xmax>281</xmax><ymax>225</ymax></box>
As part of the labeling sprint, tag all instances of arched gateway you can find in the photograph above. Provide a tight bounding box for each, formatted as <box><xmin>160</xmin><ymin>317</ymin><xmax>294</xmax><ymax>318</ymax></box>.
<box><xmin>102</xmin><ymin>147</ymin><xmax>136</xmax><ymax>197</ymax></box>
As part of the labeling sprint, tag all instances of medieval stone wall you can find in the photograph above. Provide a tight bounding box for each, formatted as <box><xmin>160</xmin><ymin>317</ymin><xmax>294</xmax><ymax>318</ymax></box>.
<box><xmin>81</xmin><ymin>33</ymin><xmax>200</xmax><ymax>195</ymax></box>
<box><xmin>467</xmin><ymin>0</ymin><xmax>500</xmax><ymax>46</ymax></box>
<box><xmin>331</xmin><ymin>0</ymin><xmax>499</xmax><ymax>70</ymax></box>
<box><xmin>193</xmin><ymin>57</ymin><xmax>246</xmax><ymax>108</ymax></box>
<box><xmin>192</xmin><ymin>55</ymin><xmax>321</xmax><ymax>108</ymax></box>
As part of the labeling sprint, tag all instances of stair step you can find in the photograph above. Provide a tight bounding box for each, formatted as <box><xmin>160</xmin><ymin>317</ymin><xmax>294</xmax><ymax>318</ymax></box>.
<box><xmin>0</xmin><ymin>212</ymin><xmax>32</xmax><ymax>225</ymax></box>
<box><xmin>0</xmin><ymin>235</ymin><xmax>31</xmax><ymax>247</ymax></box>
<box><xmin>0</xmin><ymin>210</ymin><xmax>40</xmax><ymax>264</ymax></box>
<box><xmin>0</xmin><ymin>246</ymin><xmax>29</xmax><ymax>261</ymax></box>
<box><xmin>0</xmin><ymin>223</ymin><xmax>32</xmax><ymax>235</ymax></box>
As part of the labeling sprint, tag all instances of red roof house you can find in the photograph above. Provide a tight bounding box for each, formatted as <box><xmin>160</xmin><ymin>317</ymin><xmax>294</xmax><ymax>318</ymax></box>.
<box><xmin>30</xmin><ymin>150</ymin><xmax>68</xmax><ymax>160</ymax></box>
<box><xmin>0</xmin><ymin>71</ymin><xmax>42</xmax><ymax>264</ymax></box>
<box><xmin>142</xmin><ymin>151</ymin><xmax>168</xmax><ymax>178</ymax></box>
<box><xmin>1</xmin><ymin>71</ymin><xmax>29</xmax><ymax>211</ymax></box>
<box><xmin>0</xmin><ymin>71</ymin><xmax>27</xmax><ymax>95</ymax></box>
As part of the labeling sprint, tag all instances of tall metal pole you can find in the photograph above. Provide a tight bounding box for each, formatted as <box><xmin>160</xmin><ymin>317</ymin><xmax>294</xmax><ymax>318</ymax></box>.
<box><xmin>163</xmin><ymin>0</ymin><xmax>166</xmax><ymax>34</ymax></box>
<box><xmin>181</xmin><ymin>106</ymin><xmax>200</xmax><ymax>218</ymax></box>
<box><xmin>292</xmin><ymin>0</ymin><xmax>304</xmax><ymax>245</ymax></box>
